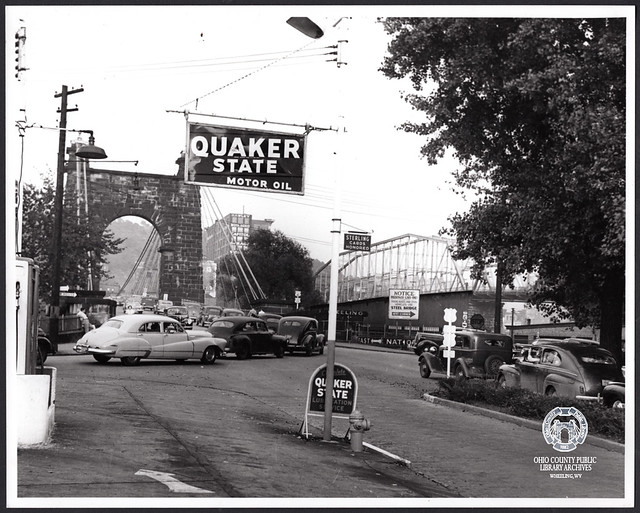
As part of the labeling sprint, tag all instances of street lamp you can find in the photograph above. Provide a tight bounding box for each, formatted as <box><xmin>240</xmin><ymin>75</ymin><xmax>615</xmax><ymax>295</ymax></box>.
<box><xmin>49</xmin><ymin>84</ymin><xmax>107</xmax><ymax>347</ymax></box>
<box><xmin>288</xmin><ymin>16</ymin><xmax>348</xmax><ymax>442</ymax></box>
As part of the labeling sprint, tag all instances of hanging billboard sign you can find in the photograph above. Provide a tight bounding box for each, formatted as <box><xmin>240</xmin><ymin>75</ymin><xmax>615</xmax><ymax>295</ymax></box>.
<box><xmin>184</xmin><ymin>121</ymin><xmax>306</xmax><ymax>195</ymax></box>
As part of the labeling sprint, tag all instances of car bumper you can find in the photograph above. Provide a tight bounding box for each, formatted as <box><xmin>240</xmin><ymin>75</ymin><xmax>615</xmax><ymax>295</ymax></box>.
<box><xmin>73</xmin><ymin>343</ymin><xmax>115</xmax><ymax>356</ymax></box>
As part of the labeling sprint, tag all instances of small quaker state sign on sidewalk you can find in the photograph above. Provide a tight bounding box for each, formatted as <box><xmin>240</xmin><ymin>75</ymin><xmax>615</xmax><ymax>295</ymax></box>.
<box><xmin>303</xmin><ymin>364</ymin><xmax>358</xmax><ymax>437</ymax></box>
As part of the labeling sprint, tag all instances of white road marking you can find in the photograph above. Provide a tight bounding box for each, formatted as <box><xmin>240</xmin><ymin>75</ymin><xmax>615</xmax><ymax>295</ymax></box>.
<box><xmin>135</xmin><ymin>469</ymin><xmax>213</xmax><ymax>494</ymax></box>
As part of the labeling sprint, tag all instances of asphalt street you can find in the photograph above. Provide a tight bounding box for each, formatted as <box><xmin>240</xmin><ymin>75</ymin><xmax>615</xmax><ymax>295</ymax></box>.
<box><xmin>12</xmin><ymin>341</ymin><xmax>629</xmax><ymax>508</ymax></box>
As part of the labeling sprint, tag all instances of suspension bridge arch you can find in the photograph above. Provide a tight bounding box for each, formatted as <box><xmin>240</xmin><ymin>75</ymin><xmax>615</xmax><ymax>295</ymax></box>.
<box><xmin>67</xmin><ymin>152</ymin><xmax>203</xmax><ymax>304</ymax></box>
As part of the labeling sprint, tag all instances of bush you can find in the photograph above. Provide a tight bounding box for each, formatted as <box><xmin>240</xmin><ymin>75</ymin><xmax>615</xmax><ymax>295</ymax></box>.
<box><xmin>432</xmin><ymin>378</ymin><xmax>625</xmax><ymax>444</ymax></box>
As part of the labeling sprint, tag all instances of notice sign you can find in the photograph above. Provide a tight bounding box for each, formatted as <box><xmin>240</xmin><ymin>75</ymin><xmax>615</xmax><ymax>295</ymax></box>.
<box><xmin>344</xmin><ymin>233</ymin><xmax>371</xmax><ymax>252</ymax></box>
<box><xmin>307</xmin><ymin>364</ymin><xmax>358</xmax><ymax>415</ymax></box>
<box><xmin>388</xmin><ymin>289</ymin><xmax>420</xmax><ymax>320</ymax></box>
<box><xmin>185</xmin><ymin>121</ymin><xmax>306</xmax><ymax>195</ymax></box>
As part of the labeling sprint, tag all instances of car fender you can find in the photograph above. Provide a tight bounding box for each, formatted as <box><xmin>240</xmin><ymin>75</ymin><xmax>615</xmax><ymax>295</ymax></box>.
<box><xmin>229</xmin><ymin>335</ymin><xmax>252</xmax><ymax>352</ymax></box>
<box><xmin>316</xmin><ymin>333</ymin><xmax>325</xmax><ymax>346</ymax></box>
<box><xmin>300</xmin><ymin>333</ymin><xmax>315</xmax><ymax>348</ymax></box>
<box><xmin>112</xmin><ymin>336</ymin><xmax>152</xmax><ymax>357</ymax></box>
<box><xmin>602</xmin><ymin>383</ymin><xmax>625</xmax><ymax>407</ymax></box>
<box><xmin>498</xmin><ymin>364</ymin><xmax>520</xmax><ymax>387</ymax></box>
<box><xmin>543</xmin><ymin>372</ymin><xmax>580</xmax><ymax>396</ymax></box>
<box><xmin>422</xmin><ymin>352</ymin><xmax>444</xmax><ymax>373</ymax></box>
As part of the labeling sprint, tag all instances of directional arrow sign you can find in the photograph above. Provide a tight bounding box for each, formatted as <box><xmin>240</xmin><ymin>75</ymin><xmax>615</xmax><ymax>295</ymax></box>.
<box><xmin>135</xmin><ymin>469</ymin><xmax>213</xmax><ymax>494</ymax></box>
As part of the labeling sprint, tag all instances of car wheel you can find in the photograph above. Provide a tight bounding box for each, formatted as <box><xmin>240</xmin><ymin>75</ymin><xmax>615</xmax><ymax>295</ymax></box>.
<box><xmin>305</xmin><ymin>344</ymin><xmax>313</xmax><ymax>356</ymax></box>
<box><xmin>93</xmin><ymin>355</ymin><xmax>111</xmax><ymax>364</ymax></box>
<box><xmin>545</xmin><ymin>386</ymin><xmax>557</xmax><ymax>397</ymax></box>
<box><xmin>611</xmin><ymin>400</ymin><xmax>624</xmax><ymax>409</ymax></box>
<box><xmin>236</xmin><ymin>344</ymin><xmax>251</xmax><ymax>360</ymax></box>
<box><xmin>484</xmin><ymin>355</ymin><xmax>505</xmax><ymax>376</ymax></box>
<box><xmin>454</xmin><ymin>365</ymin><xmax>466</xmax><ymax>379</ymax></box>
<box><xmin>274</xmin><ymin>344</ymin><xmax>284</xmax><ymax>359</ymax></box>
<box><xmin>497</xmin><ymin>374</ymin><xmax>507</xmax><ymax>389</ymax></box>
<box><xmin>318</xmin><ymin>344</ymin><xmax>324</xmax><ymax>355</ymax></box>
<box><xmin>200</xmin><ymin>346</ymin><xmax>218</xmax><ymax>364</ymax></box>
<box><xmin>419</xmin><ymin>358</ymin><xmax>431</xmax><ymax>378</ymax></box>
<box><xmin>121</xmin><ymin>356</ymin><xmax>141</xmax><ymax>366</ymax></box>
<box><xmin>37</xmin><ymin>341</ymin><xmax>49</xmax><ymax>365</ymax></box>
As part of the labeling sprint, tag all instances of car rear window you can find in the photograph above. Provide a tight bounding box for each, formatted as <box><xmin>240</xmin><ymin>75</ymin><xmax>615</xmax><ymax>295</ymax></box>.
<box><xmin>281</xmin><ymin>320</ymin><xmax>302</xmax><ymax>327</ymax></box>
<box><xmin>580</xmin><ymin>354</ymin><xmax>617</xmax><ymax>365</ymax></box>
<box><xmin>103</xmin><ymin>319</ymin><xmax>123</xmax><ymax>329</ymax></box>
<box><xmin>483</xmin><ymin>339</ymin><xmax>506</xmax><ymax>347</ymax></box>
<box><xmin>211</xmin><ymin>320</ymin><xmax>234</xmax><ymax>328</ymax></box>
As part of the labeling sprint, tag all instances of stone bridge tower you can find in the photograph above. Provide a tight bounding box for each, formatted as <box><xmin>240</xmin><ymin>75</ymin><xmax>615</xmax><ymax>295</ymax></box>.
<box><xmin>67</xmin><ymin>149</ymin><xmax>203</xmax><ymax>303</ymax></box>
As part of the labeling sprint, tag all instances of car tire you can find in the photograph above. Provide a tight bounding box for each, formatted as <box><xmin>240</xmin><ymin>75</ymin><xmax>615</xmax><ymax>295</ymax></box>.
<box><xmin>497</xmin><ymin>374</ymin><xmax>507</xmax><ymax>389</ymax></box>
<box><xmin>236</xmin><ymin>344</ymin><xmax>251</xmax><ymax>360</ymax></box>
<box><xmin>93</xmin><ymin>355</ymin><xmax>111</xmax><ymax>364</ymax></box>
<box><xmin>200</xmin><ymin>346</ymin><xmax>218</xmax><ymax>364</ymax></box>
<box><xmin>484</xmin><ymin>355</ymin><xmax>505</xmax><ymax>377</ymax></box>
<box><xmin>121</xmin><ymin>356</ymin><xmax>141</xmax><ymax>366</ymax></box>
<box><xmin>274</xmin><ymin>344</ymin><xmax>284</xmax><ymax>359</ymax></box>
<box><xmin>545</xmin><ymin>386</ymin><xmax>557</xmax><ymax>397</ymax></box>
<box><xmin>318</xmin><ymin>344</ymin><xmax>324</xmax><ymax>355</ymax></box>
<box><xmin>454</xmin><ymin>365</ymin><xmax>466</xmax><ymax>379</ymax></box>
<box><xmin>419</xmin><ymin>358</ymin><xmax>431</xmax><ymax>378</ymax></box>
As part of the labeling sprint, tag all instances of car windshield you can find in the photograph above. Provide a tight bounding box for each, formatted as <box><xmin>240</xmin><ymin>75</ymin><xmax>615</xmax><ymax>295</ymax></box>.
<box><xmin>167</xmin><ymin>308</ymin><xmax>186</xmax><ymax>315</ymax></box>
<box><xmin>482</xmin><ymin>339</ymin><xmax>506</xmax><ymax>347</ymax></box>
<box><xmin>102</xmin><ymin>319</ymin><xmax>123</xmax><ymax>329</ymax></box>
<box><xmin>211</xmin><ymin>320</ymin><xmax>234</xmax><ymax>328</ymax></box>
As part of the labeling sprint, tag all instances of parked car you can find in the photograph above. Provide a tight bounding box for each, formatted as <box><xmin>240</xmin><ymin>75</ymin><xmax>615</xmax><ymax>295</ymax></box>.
<box><xmin>222</xmin><ymin>308</ymin><xmax>245</xmax><ymax>317</ymax></box>
<box><xmin>154</xmin><ymin>299</ymin><xmax>173</xmax><ymax>314</ymax></box>
<box><xmin>278</xmin><ymin>316</ymin><xmax>325</xmax><ymax>356</ymax></box>
<box><xmin>497</xmin><ymin>339</ymin><xmax>624</xmax><ymax>405</ymax></box>
<box><xmin>259</xmin><ymin>312</ymin><xmax>282</xmax><ymax>333</ymax></box>
<box><xmin>164</xmin><ymin>305</ymin><xmax>195</xmax><ymax>329</ymax></box>
<box><xmin>140</xmin><ymin>296</ymin><xmax>157</xmax><ymax>312</ymax></box>
<box><xmin>198</xmin><ymin>306</ymin><xmax>224</xmax><ymax>327</ymax></box>
<box><xmin>37</xmin><ymin>327</ymin><xmax>54</xmax><ymax>365</ymax></box>
<box><xmin>412</xmin><ymin>332</ymin><xmax>444</xmax><ymax>356</ymax></box>
<box><xmin>73</xmin><ymin>314</ymin><xmax>226</xmax><ymax>365</ymax></box>
<box><xmin>208</xmin><ymin>316</ymin><xmax>287</xmax><ymax>359</ymax></box>
<box><xmin>417</xmin><ymin>329</ymin><xmax>513</xmax><ymax>379</ymax></box>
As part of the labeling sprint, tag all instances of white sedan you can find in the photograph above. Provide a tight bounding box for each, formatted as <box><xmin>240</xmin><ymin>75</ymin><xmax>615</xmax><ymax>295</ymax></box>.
<box><xmin>73</xmin><ymin>314</ymin><xmax>227</xmax><ymax>366</ymax></box>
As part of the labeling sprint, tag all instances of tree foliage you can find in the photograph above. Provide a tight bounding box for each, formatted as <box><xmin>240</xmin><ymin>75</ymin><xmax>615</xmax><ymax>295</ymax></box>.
<box><xmin>20</xmin><ymin>175</ymin><xmax>125</xmax><ymax>302</ymax></box>
<box><xmin>381</xmin><ymin>18</ymin><xmax>625</xmax><ymax>361</ymax></box>
<box><xmin>216</xmin><ymin>229</ymin><xmax>322</xmax><ymax>310</ymax></box>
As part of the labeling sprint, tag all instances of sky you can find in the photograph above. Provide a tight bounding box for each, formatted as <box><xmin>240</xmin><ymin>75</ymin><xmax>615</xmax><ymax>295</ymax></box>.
<box><xmin>6</xmin><ymin>5</ymin><xmax>469</xmax><ymax>262</ymax></box>
<box><xmin>6</xmin><ymin>4</ymin><xmax>631</xmax><ymax>262</ymax></box>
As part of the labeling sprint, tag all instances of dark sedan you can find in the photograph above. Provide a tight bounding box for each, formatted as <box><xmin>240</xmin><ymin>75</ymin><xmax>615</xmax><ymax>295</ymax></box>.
<box><xmin>208</xmin><ymin>316</ymin><xmax>287</xmax><ymax>359</ymax></box>
<box><xmin>278</xmin><ymin>316</ymin><xmax>325</xmax><ymax>356</ymax></box>
<box><xmin>497</xmin><ymin>339</ymin><xmax>624</xmax><ymax>405</ymax></box>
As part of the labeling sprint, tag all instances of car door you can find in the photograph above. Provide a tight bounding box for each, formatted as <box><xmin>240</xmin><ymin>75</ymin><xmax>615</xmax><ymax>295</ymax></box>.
<box><xmin>254</xmin><ymin>320</ymin><xmax>275</xmax><ymax>352</ymax></box>
<box><xmin>140</xmin><ymin>320</ymin><xmax>164</xmax><ymax>358</ymax></box>
<box><xmin>162</xmin><ymin>320</ymin><xmax>194</xmax><ymax>359</ymax></box>
<box><xmin>518</xmin><ymin>346</ymin><xmax>542</xmax><ymax>391</ymax></box>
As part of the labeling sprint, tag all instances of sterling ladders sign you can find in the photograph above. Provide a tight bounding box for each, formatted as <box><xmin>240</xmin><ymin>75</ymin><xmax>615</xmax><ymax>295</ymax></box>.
<box><xmin>388</xmin><ymin>289</ymin><xmax>420</xmax><ymax>320</ymax></box>
<box><xmin>184</xmin><ymin>121</ymin><xmax>306</xmax><ymax>194</ymax></box>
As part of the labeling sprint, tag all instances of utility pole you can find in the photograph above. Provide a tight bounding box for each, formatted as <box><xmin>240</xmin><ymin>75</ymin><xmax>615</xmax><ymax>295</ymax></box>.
<box><xmin>49</xmin><ymin>85</ymin><xmax>82</xmax><ymax>347</ymax></box>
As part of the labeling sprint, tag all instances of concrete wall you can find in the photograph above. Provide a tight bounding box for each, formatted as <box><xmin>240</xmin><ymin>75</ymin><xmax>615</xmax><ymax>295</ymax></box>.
<box><xmin>16</xmin><ymin>367</ymin><xmax>57</xmax><ymax>447</ymax></box>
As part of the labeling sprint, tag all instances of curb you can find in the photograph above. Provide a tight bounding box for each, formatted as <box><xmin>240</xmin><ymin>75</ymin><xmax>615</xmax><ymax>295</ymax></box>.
<box><xmin>423</xmin><ymin>393</ymin><xmax>625</xmax><ymax>454</ymax></box>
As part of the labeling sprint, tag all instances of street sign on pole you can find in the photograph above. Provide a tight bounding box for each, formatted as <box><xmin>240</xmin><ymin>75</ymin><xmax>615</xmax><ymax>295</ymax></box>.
<box><xmin>344</xmin><ymin>232</ymin><xmax>371</xmax><ymax>252</ymax></box>
<box><xmin>388</xmin><ymin>289</ymin><xmax>420</xmax><ymax>320</ymax></box>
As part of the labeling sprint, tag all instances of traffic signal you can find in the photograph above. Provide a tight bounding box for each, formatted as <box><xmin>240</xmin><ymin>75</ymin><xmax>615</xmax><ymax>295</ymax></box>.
<box><xmin>15</xmin><ymin>27</ymin><xmax>26</xmax><ymax>79</ymax></box>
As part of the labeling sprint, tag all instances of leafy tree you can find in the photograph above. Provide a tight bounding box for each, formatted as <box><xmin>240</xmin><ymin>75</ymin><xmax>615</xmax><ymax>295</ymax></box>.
<box><xmin>216</xmin><ymin>229</ymin><xmax>322</xmax><ymax>310</ymax></box>
<box><xmin>20</xmin><ymin>174</ymin><xmax>124</xmax><ymax>302</ymax></box>
<box><xmin>381</xmin><ymin>18</ymin><xmax>625</xmax><ymax>362</ymax></box>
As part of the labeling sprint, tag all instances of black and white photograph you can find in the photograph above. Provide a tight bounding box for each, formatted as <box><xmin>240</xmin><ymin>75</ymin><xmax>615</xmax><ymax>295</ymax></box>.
<box><xmin>6</xmin><ymin>3</ymin><xmax>634</xmax><ymax>509</ymax></box>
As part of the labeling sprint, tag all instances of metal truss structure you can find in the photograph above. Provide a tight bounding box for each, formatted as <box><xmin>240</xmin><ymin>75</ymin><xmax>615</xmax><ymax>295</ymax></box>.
<box><xmin>314</xmin><ymin>234</ymin><xmax>537</xmax><ymax>303</ymax></box>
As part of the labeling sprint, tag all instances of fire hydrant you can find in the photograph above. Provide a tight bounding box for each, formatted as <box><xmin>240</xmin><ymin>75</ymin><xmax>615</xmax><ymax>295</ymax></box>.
<box><xmin>348</xmin><ymin>410</ymin><xmax>371</xmax><ymax>452</ymax></box>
